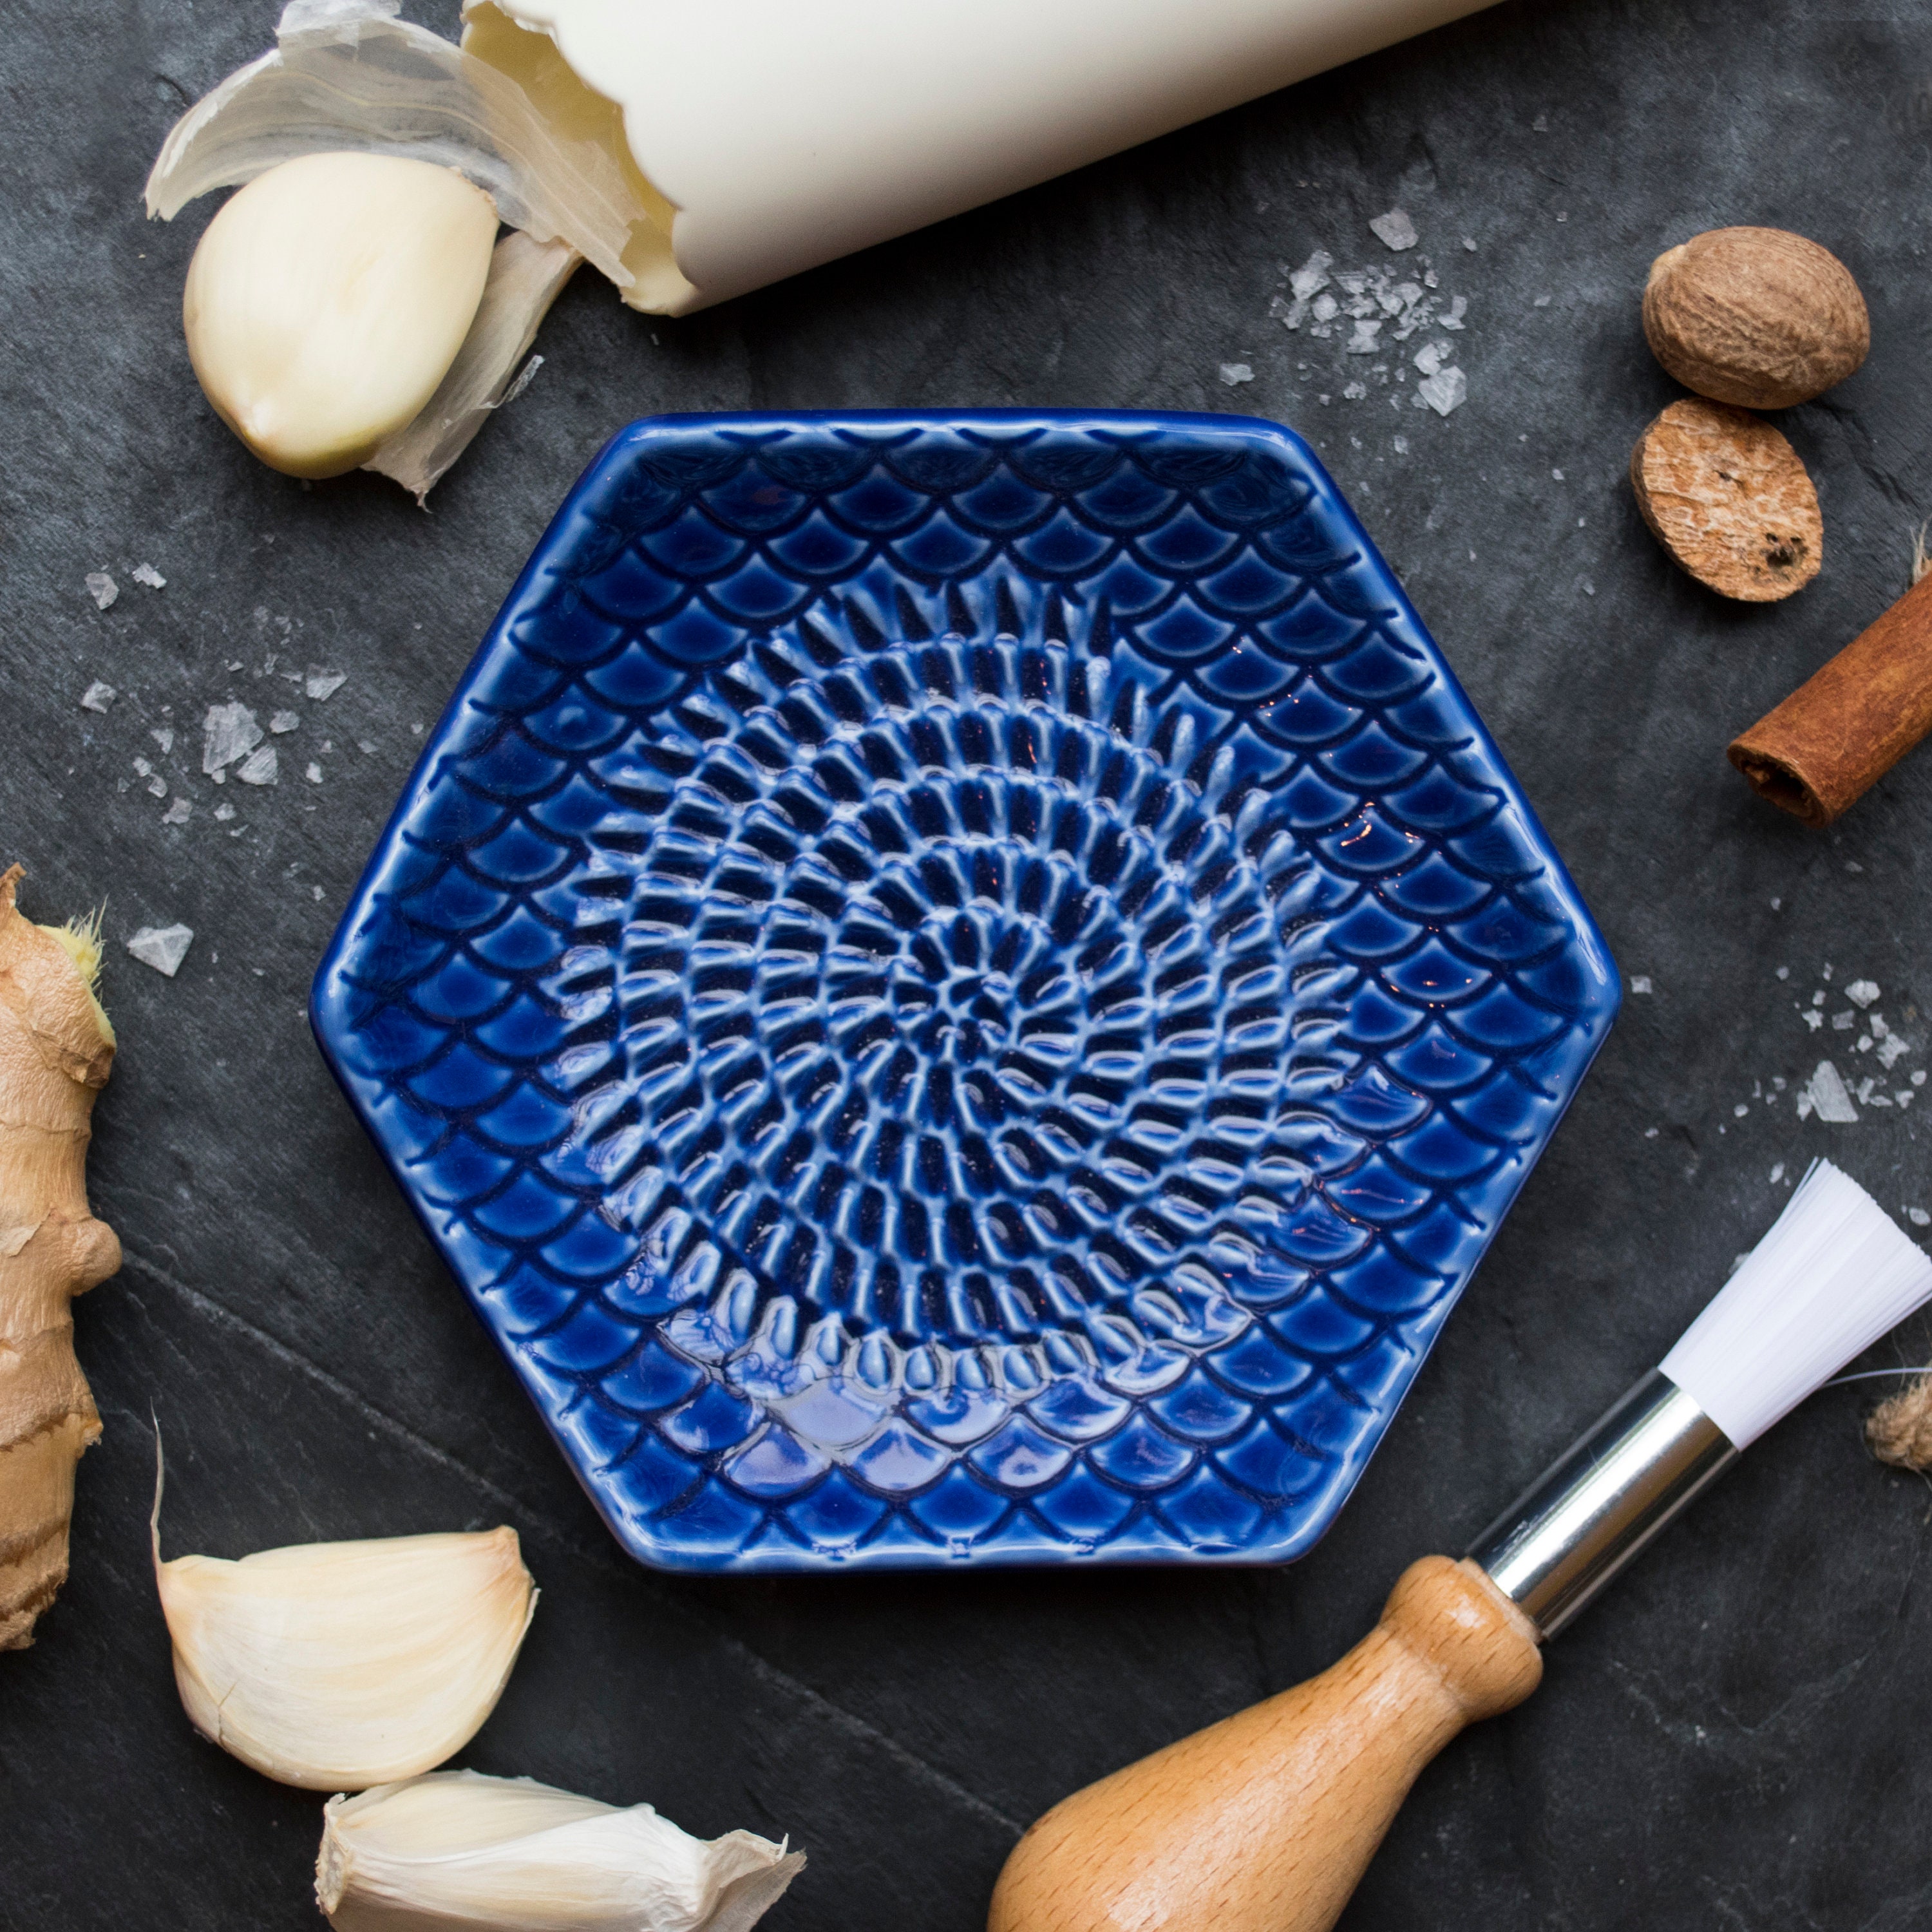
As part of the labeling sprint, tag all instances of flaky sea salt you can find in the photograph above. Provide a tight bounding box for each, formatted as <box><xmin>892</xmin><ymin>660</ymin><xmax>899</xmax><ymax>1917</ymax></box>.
<box><xmin>127</xmin><ymin>923</ymin><xmax>194</xmax><ymax>977</ymax></box>
<box><xmin>151</xmin><ymin>726</ymin><xmax>174</xmax><ymax>753</ymax></box>
<box><xmin>1417</xmin><ymin>367</ymin><xmax>1467</xmax><ymax>416</ymax></box>
<box><xmin>203</xmin><ymin>702</ymin><xmax>263</xmax><ymax>778</ymax></box>
<box><xmin>270</xmin><ymin>710</ymin><xmax>301</xmax><ymax>734</ymax></box>
<box><xmin>161</xmin><ymin>798</ymin><xmax>191</xmax><ymax>826</ymax></box>
<box><xmin>305</xmin><ymin>669</ymin><xmax>347</xmax><ymax>701</ymax></box>
<box><xmin>1414</xmin><ymin>340</ymin><xmax>1450</xmax><ymax>376</ymax></box>
<box><xmin>236</xmin><ymin>746</ymin><xmax>279</xmax><ymax>786</ymax></box>
<box><xmin>80</xmin><ymin>681</ymin><xmax>116</xmax><ymax>714</ymax></box>
<box><xmin>85</xmin><ymin>571</ymin><xmax>118</xmax><ymax>611</ymax></box>
<box><xmin>1370</xmin><ymin>209</ymin><xmax>1418</xmax><ymax>251</ymax></box>
<box><xmin>1631</xmin><ymin>976</ymin><xmax>1653</xmax><ymax>994</ymax></box>
<box><xmin>1218</xmin><ymin>362</ymin><xmax>1255</xmax><ymax>386</ymax></box>
<box><xmin>131</xmin><ymin>562</ymin><xmax>166</xmax><ymax>590</ymax></box>
<box><xmin>306</xmin><ymin>762</ymin><xmax>324</xmax><ymax>784</ymax></box>
<box><xmin>1847</xmin><ymin>979</ymin><xmax>1880</xmax><ymax>1008</ymax></box>
<box><xmin>1804</xmin><ymin>1060</ymin><xmax>1859</xmax><ymax>1124</ymax></box>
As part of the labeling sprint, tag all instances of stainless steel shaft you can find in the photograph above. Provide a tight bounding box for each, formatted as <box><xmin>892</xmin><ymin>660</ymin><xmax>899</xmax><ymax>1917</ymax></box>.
<box><xmin>1464</xmin><ymin>1368</ymin><xmax>1737</xmax><ymax>1640</ymax></box>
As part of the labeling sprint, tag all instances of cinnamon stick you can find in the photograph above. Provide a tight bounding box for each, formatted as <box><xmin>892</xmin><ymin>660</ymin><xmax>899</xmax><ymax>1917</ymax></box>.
<box><xmin>1728</xmin><ymin>570</ymin><xmax>1932</xmax><ymax>825</ymax></box>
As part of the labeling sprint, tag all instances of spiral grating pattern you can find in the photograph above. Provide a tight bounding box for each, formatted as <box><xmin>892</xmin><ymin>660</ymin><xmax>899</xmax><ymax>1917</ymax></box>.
<box><xmin>314</xmin><ymin>412</ymin><xmax>1618</xmax><ymax>1573</ymax></box>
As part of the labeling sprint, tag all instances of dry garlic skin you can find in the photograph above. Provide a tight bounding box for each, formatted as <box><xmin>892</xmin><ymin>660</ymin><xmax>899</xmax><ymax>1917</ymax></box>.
<box><xmin>156</xmin><ymin>1526</ymin><xmax>536</xmax><ymax>1790</ymax></box>
<box><xmin>183</xmin><ymin>152</ymin><xmax>498</xmax><ymax>479</ymax></box>
<box><xmin>317</xmin><ymin>1770</ymin><xmax>801</xmax><ymax>1932</ymax></box>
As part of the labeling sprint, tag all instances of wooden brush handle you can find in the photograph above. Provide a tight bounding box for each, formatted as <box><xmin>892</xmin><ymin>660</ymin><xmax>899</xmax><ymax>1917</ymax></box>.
<box><xmin>987</xmin><ymin>1557</ymin><xmax>1542</xmax><ymax>1932</ymax></box>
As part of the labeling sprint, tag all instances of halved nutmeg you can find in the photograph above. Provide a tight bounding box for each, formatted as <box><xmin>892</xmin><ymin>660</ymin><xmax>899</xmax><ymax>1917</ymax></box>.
<box><xmin>1630</xmin><ymin>398</ymin><xmax>1821</xmax><ymax>602</ymax></box>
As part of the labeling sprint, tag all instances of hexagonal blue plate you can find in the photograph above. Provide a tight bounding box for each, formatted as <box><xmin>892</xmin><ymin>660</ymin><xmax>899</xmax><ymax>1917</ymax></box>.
<box><xmin>312</xmin><ymin>410</ymin><xmax>1618</xmax><ymax>1573</ymax></box>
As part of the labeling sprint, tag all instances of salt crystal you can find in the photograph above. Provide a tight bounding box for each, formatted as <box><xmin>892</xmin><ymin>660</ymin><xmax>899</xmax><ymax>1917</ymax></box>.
<box><xmin>1858</xmin><ymin>1036</ymin><xmax>1873</xmax><ymax>1052</ymax></box>
<box><xmin>357</xmin><ymin>740</ymin><xmax>377</xmax><ymax>755</ymax></box>
<box><xmin>1393</xmin><ymin>435</ymin><xmax>1408</xmax><ymax>454</ymax></box>
<box><xmin>1832</xmin><ymin>1010</ymin><xmax>1853</xmax><ymax>1030</ymax></box>
<box><xmin>1823</xmin><ymin>964</ymin><xmax>1834</xmax><ymax>979</ymax></box>
<box><xmin>1770</xmin><ymin>1162</ymin><xmax>1785</xmax><ymax>1184</ymax></box>
<box><xmin>151</xmin><ymin>726</ymin><xmax>174</xmax><ymax>754</ymax></box>
<box><xmin>80</xmin><ymin>681</ymin><xmax>116</xmax><ymax>713</ymax></box>
<box><xmin>1311</xmin><ymin>292</ymin><xmax>1340</xmax><ymax>323</ymax></box>
<box><xmin>1805</xmin><ymin>1059</ymin><xmax>1859</xmax><ymax>1123</ymax></box>
<box><xmin>1773</xmin><ymin>1077</ymin><xmax>1788</xmax><ymax>1091</ymax></box>
<box><xmin>236</xmin><ymin>746</ymin><xmax>279</xmax><ymax>786</ymax></box>
<box><xmin>1645</xmin><ymin>1127</ymin><xmax>1660</xmax><ymax>1139</ymax></box>
<box><xmin>1812</xmin><ymin>990</ymin><xmax>1826</xmax><ymax>1006</ymax></box>
<box><xmin>1218</xmin><ymin>362</ymin><xmax>1255</xmax><ymax>386</ymax></box>
<box><xmin>1533</xmin><ymin>113</ymin><xmax>1548</xmax><ymax>130</ymax></box>
<box><xmin>305</xmin><ymin>670</ymin><xmax>348</xmax><ymax>702</ymax></box>
<box><xmin>1289</xmin><ymin>249</ymin><xmax>1332</xmax><ymax>300</ymax></box>
<box><xmin>1369</xmin><ymin>209</ymin><xmax>1418</xmax><ymax>251</ymax></box>
<box><xmin>161</xmin><ymin>798</ymin><xmax>191</xmax><ymax>825</ymax></box>
<box><xmin>1917</xmin><ymin>1072</ymin><xmax>1928</xmax><ymax>1087</ymax></box>
<box><xmin>306</xmin><ymin>762</ymin><xmax>324</xmax><ymax>784</ymax></box>
<box><xmin>203</xmin><ymin>702</ymin><xmax>263</xmax><ymax>777</ymax></box>
<box><xmin>1630</xmin><ymin>976</ymin><xmax>1653</xmax><ymax>994</ymax></box>
<box><xmin>1776</xmin><ymin>966</ymin><xmax>1790</xmax><ymax>980</ymax></box>
<box><xmin>145</xmin><ymin>775</ymin><xmax>166</xmax><ymax>799</ymax></box>
<box><xmin>1770</xmin><ymin>897</ymin><xmax>1782</xmax><ymax>910</ymax></box>
<box><xmin>132</xmin><ymin>757</ymin><xmax>151</xmax><ymax>777</ymax></box>
<box><xmin>269</xmin><ymin>710</ymin><xmax>301</xmax><ymax>734</ymax></box>
<box><xmin>311</xmin><ymin>886</ymin><xmax>325</xmax><ymax>902</ymax></box>
<box><xmin>1912</xmin><ymin>1209</ymin><xmax>1931</xmax><ymax>1228</ymax></box>
<box><xmin>1462</xmin><ymin>237</ymin><xmax>1477</xmax><ymax>251</ymax></box>
<box><xmin>1801</xmin><ymin>1009</ymin><xmax>1823</xmax><ymax>1031</ymax></box>
<box><xmin>1414</xmin><ymin>340</ymin><xmax>1449</xmax><ymax>377</ymax></box>
<box><xmin>1734</xmin><ymin>1103</ymin><xmax>1748</xmax><ymax>1118</ymax></box>
<box><xmin>1857</xmin><ymin>1075</ymin><xmax>1892</xmax><ymax>1108</ymax></box>
<box><xmin>1847</xmin><ymin>979</ymin><xmax>1880</xmax><ymax>1008</ymax></box>
<box><xmin>1343</xmin><ymin>381</ymin><xmax>1367</xmax><ymax>401</ymax></box>
<box><xmin>126</xmin><ymin>923</ymin><xmax>194</xmax><ymax>977</ymax></box>
<box><xmin>1345</xmin><ymin>321</ymin><xmax>1382</xmax><ymax>354</ymax></box>
<box><xmin>131</xmin><ymin>562</ymin><xmax>166</xmax><ymax>590</ymax></box>
<box><xmin>1551</xmin><ymin>468</ymin><xmax>1565</xmax><ymax>481</ymax></box>
<box><xmin>1846</xmin><ymin>860</ymin><xmax>1864</xmax><ymax>874</ymax></box>
<box><xmin>85</xmin><ymin>571</ymin><xmax>118</xmax><ymax>611</ymax></box>
<box><xmin>1417</xmin><ymin>367</ymin><xmax>1467</xmax><ymax>416</ymax></box>
<box><xmin>214</xmin><ymin>803</ymin><xmax>236</xmax><ymax>822</ymax></box>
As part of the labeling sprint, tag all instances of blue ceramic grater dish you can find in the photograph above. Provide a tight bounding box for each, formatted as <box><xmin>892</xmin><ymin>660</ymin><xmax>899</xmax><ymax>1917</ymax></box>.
<box><xmin>312</xmin><ymin>410</ymin><xmax>1618</xmax><ymax>1574</ymax></box>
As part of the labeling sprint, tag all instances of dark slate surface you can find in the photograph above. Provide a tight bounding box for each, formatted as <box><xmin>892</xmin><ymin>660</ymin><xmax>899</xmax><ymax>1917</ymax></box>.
<box><xmin>5</xmin><ymin>0</ymin><xmax>1932</xmax><ymax>1925</ymax></box>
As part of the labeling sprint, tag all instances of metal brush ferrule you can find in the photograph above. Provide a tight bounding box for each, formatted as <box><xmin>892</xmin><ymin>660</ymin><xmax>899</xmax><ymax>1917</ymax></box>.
<box><xmin>1463</xmin><ymin>1368</ymin><xmax>1738</xmax><ymax>1640</ymax></box>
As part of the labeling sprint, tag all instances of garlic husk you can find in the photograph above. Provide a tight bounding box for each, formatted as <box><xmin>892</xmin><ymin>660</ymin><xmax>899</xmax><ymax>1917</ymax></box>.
<box><xmin>146</xmin><ymin>0</ymin><xmax>653</xmax><ymax>299</ymax></box>
<box><xmin>183</xmin><ymin>151</ymin><xmax>499</xmax><ymax>478</ymax></box>
<box><xmin>363</xmin><ymin>228</ymin><xmax>583</xmax><ymax>502</ymax></box>
<box><xmin>156</xmin><ymin>1525</ymin><xmax>537</xmax><ymax>1790</ymax></box>
<box><xmin>316</xmin><ymin>1770</ymin><xmax>806</xmax><ymax>1932</ymax></box>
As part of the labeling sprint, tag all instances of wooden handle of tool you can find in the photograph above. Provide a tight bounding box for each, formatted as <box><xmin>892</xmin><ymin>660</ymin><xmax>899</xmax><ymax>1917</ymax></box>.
<box><xmin>987</xmin><ymin>1556</ymin><xmax>1543</xmax><ymax>1932</ymax></box>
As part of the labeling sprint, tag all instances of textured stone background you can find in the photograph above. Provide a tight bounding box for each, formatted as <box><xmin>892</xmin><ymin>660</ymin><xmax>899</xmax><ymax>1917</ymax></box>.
<box><xmin>5</xmin><ymin>0</ymin><xmax>1932</xmax><ymax>1926</ymax></box>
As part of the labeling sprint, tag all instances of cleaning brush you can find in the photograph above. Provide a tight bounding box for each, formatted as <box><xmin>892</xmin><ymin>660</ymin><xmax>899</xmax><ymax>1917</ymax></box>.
<box><xmin>987</xmin><ymin>1159</ymin><xmax>1932</xmax><ymax>1932</ymax></box>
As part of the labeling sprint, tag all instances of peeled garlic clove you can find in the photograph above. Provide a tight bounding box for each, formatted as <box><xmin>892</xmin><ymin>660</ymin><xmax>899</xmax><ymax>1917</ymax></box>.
<box><xmin>183</xmin><ymin>151</ymin><xmax>499</xmax><ymax>479</ymax></box>
<box><xmin>156</xmin><ymin>1526</ymin><xmax>536</xmax><ymax>1790</ymax></box>
<box><xmin>317</xmin><ymin>1770</ymin><xmax>805</xmax><ymax>1932</ymax></box>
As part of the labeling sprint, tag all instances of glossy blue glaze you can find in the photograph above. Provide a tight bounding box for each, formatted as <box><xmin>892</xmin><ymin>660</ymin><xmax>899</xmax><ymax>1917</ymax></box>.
<box><xmin>312</xmin><ymin>411</ymin><xmax>1618</xmax><ymax>1573</ymax></box>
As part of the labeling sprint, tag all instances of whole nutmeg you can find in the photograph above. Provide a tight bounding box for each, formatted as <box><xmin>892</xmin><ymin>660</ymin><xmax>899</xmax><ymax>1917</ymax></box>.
<box><xmin>1643</xmin><ymin>227</ymin><xmax>1868</xmax><ymax>410</ymax></box>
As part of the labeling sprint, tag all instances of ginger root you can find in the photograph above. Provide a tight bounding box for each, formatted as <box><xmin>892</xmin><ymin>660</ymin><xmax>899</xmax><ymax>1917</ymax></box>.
<box><xmin>0</xmin><ymin>865</ymin><xmax>118</xmax><ymax>1648</ymax></box>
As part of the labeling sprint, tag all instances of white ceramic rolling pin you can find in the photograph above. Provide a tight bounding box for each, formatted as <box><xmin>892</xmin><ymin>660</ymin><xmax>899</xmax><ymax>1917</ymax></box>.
<box><xmin>147</xmin><ymin>0</ymin><xmax>1504</xmax><ymax>488</ymax></box>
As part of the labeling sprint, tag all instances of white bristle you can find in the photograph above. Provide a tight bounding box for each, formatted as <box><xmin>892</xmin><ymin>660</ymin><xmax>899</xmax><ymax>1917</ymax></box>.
<box><xmin>1660</xmin><ymin>1159</ymin><xmax>1932</xmax><ymax>1448</ymax></box>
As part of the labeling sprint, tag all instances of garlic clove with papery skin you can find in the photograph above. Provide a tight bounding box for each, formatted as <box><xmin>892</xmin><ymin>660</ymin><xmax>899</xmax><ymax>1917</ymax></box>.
<box><xmin>182</xmin><ymin>151</ymin><xmax>498</xmax><ymax>479</ymax></box>
<box><xmin>156</xmin><ymin>1525</ymin><xmax>536</xmax><ymax>1791</ymax></box>
<box><xmin>317</xmin><ymin>1770</ymin><xmax>805</xmax><ymax>1932</ymax></box>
